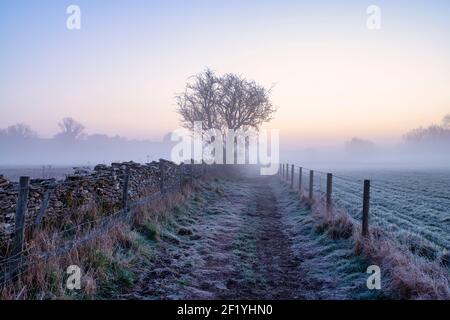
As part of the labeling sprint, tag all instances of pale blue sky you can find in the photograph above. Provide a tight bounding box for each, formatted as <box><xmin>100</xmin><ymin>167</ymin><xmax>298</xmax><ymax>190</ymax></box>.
<box><xmin>1</xmin><ymin>0</ymin><xmax>450</xmax><ymax>147</ymax></box>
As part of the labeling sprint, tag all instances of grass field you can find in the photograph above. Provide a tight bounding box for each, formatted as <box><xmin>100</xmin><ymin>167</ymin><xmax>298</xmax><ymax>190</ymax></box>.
<box><xmin>287</xmin><ymin>167</ymin><xmax>450</xmax><ymax>278</ymax></box>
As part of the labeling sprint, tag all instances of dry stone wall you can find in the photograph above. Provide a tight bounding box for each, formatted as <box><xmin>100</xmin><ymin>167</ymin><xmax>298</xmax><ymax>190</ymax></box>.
<box><xmin>0</xmin><ymin>159</ymin><xmax>195</xmax><ymax>241</ymax></box>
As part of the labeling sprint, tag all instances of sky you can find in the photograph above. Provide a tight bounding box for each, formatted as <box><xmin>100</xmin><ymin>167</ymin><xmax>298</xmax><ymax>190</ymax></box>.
<box><xmin>1</xmin><ymin>0</ymin><xmax>450</xmax><ymax>149</ymax></box>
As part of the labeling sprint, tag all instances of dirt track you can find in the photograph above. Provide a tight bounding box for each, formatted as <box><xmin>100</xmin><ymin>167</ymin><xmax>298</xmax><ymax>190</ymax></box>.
<box><xmin>129</xmin><ymin>177</ymin><xmax>305</xmax><ymax>299</ymax></box>
<box><xmin>130</xmin><ymin>176</ymin><xmax>374</xmax><ymax>300</ymax></box>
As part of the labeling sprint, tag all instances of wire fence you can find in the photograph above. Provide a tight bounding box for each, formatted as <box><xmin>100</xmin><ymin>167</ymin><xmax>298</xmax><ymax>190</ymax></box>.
<box><xmin>279</xmin><ymin>163</ymin><xmax>450</xmax><ymax>254</ymax></box>
<box><xmin>0</xmin><ymin>161</ymin><xmax>215</xmax><ymax>288</ymax></box>
<box><xmin>2</xmin><ymin>162</ymin><xmax>448</xmax><ymax>288</ymax></box>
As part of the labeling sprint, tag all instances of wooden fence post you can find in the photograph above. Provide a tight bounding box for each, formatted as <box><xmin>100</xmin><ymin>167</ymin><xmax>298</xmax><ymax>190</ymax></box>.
<box><xmin>291</xmin><ymin>164</ymin><xmax>294</xmax><ymax>188</ymax></box>
<box><xmin>179</xmin><ymin>163</ymin><xmax>184</xmax><ymax>189</ymax></box>
<box><xmin>283</xmin><ymin>164</ymin><xmax>285</xmax><ymax>178</ymax></box>
<box><xmin>309</xmin><ymin>170</ymin><xmax>314</xmax><ymax>202</ymax></box>
<box><xmin>122</xmin><ymin>167</ymin><xmax>130</xmax><ymax>212</ymax></box>
<box><xmin>326</xmin><ymin>173</ymin><xmax>333</xmax><ymax>211</ymax></box>
<box><xmin>190</xmin><ymin>158</ymin><xmax>194</xmax><ymax>184</ymax></box>
<box><xmin>298</xmin><ymin>167</ymin><xmax>303</xmax><ymax>192</ymax></box>
<box><xmin>362</xmin><ymin>180</ymin><xmax>371</xmax><ymax>237</ymax></box>
<box><xmin>10</xmin><ymin>176</ymin><xmax>29</xmax><ymax>275</ymax></box>
<box><xmin>286</xmin><ymin>163</ymin><xmax>289</xmax><ymax>181</ymax></box>
<box><xmin>279</xmin><ymin>163</ymin><xmax>282</xmax><ymax>176</ymax></box>
<box><xmin>34</xmin><ymin>184</ymin><xmax>55</xmax><ymax>230</ymax></box>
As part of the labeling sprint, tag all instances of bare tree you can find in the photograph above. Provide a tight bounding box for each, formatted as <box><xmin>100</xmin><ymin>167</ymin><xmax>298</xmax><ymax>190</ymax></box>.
<box><xmin>176</xmin><ymin>69</ymin><xmax>275</xmax><ymax>164</ymax></box>
<box><xmin>3</xmin><ymin>123</ymin><xmax>37</xmax><ymax>139</ymax></box>
<box><xmin>176</xmin><ymin>69</ymin><xmax>275</xmax><ymax>133</ymax></box>
<box><xmin>176</xmin><ymin>69</ymin><xmax>221</xmax><ymax>131</ymax></box>
<box><xmin>218</xmin><ymin>73</ymin><xmax>274</xmax><ymax>131</ymax></box>
<box><xmin>55</xmin><ymin>117</ymin><xmax>85</xmax><ymax>140</ymax></box>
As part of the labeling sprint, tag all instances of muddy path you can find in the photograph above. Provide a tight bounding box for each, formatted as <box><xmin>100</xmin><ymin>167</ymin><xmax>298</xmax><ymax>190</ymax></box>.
<box><xmin>130</xmin><ymin>177</ymin><xmax>305</xmax><ymax>299</ymax></box>
<box><xmin>246</xmin><ymin>182</ymin><xmax>304</xmax><ymax>299</ymax></box>
<box><xmin>130</xmin><ymin>176</ymin><xmax>374</xmax><ymax>300</ymax></box>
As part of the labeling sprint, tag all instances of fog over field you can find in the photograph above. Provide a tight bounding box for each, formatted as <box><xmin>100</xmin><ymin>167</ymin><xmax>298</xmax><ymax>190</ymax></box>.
<box><xmin>284</xmin><ymin>144</ymin><xmax>450</xmax><ymax>172</ymax></box>
<box><xmin>0</xmin><ymin>118</ymin><xmax>173</xmax><ymax>167</ymax></box>
<box><xmin>283</xmin><ymin>116</ymin><xmax>450</xmax><ymax>171</ymax></box>
<box><xmin>2</xmin><ymin>116</ymin><xmax>450</xmax><ymax>171</ymax></box>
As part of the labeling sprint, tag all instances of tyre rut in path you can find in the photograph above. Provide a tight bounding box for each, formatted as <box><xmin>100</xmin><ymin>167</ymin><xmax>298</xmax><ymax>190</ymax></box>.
<box><xmin>246</xmin><ymin>181</ymin><xmax>304</xmax><ymax>299</ymax></box>
<box><xmin>131</xmin><ymin>177</ymin><xmax>306</xmax><ymax>299</ymax></box>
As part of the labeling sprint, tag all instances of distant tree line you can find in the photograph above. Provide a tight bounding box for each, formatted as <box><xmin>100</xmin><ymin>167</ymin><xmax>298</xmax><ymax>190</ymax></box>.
<box><xmin>1</xmin><ymin>117</ymin><xmax>89</xmax><ymax>141</ymax></box>
<box><xmin>345</xmin><ymin>114</ymin><xmax>450</xmax><ymax>153</ymax></box>
<box><xmin>403</xmin><ymin>115</ymin><xmax>450</xmax><ymax>146</ymax></box>
<box><xmin>345</xmin><ymin>137</ymin><xmax>376</xmax><ymax>154</ymax></box>
<box><xmin>0</xmin><ymin>117</ymin><xmax>171</xmax><ymax>165</ymax></box>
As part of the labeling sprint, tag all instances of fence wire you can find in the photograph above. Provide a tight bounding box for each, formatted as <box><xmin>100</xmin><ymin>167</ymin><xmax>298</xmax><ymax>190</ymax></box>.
<box><xmin>279</xmin><ymin>163</ymin><xmax>450</xmax><ymax>253</ymax></box>
<box><xmin>0</xmin><ymin>163</ymin><xmax>210</xmax><ymax>288</ymax></box>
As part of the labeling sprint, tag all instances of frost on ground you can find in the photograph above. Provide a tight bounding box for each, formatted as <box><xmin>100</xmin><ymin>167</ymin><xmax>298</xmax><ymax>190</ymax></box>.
<box><xmin>329</xmin><ymin>170</ymin><xmax>450</xmax><ymax>257</ymax></box>
<box><xmin>272</xmin><ymin>182</ymin><xmax>384</xmax><ymax>299</ymax></box>
<box><xmin>129</xmin><ymin>176</ymin><xmax>382</xmax><ymax>300</ymax></box>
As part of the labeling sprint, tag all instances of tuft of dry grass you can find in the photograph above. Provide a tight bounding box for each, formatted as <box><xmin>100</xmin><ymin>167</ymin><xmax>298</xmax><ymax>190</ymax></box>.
<box><xmin>1</xmin><ymin>222</ymin><xmax>135</xmax><ymax>300</ymax></box>
<box><xmin>302</xmin><ymin>192</ymin><xmax>450</xmax><ymax>300</ymax></box>
<box><xmin>354</xmin><ymin>234</ymin><xmax>450</xmax><ymax>300</ymax></box>
<box><xmin>313</xmin><ymin>203</ymin><xmax>354</xmax><ymax>240</ymax></box>
<box><xmin>0</xmin><ymin>181</ymin><xmax>196</xmax><ymax>300</ymax></box>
